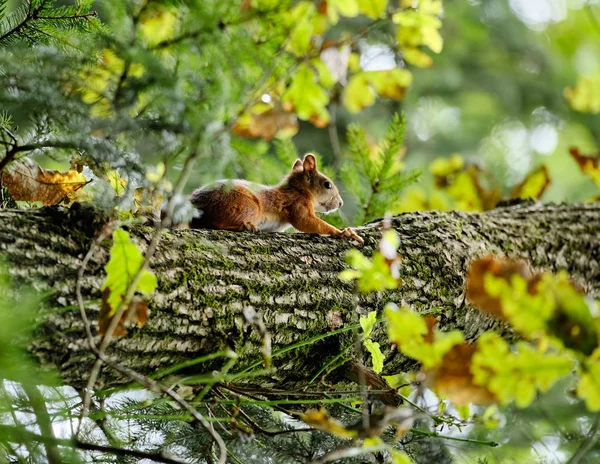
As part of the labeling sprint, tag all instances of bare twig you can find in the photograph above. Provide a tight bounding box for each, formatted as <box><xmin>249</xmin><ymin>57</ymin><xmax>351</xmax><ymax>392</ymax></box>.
<box><xmin>567</xmin><ymin>413</ymin><xmax>600</xmax><ymax>464</ymax></box>
<box><xmin>327</xmin><ymin>102</ymin><xmax>343</xmax><ymax>173</ymax></box>
<box><xmin>0</xmin><ymin>424</ymin><xmax>186</xmax><ymax>464</ymax></box>
<box><xmin>21</xmin><ymin>384</ymin><xmax>62</xmax><ymax>464</ymax></box>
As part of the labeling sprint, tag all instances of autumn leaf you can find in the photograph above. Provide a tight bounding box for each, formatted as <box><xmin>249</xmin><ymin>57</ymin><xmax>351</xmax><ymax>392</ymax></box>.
<box><xmin>101</xmin><ymin>229</ymin><xmax>157</xmax><ymax>315</ymax></box>
<box><xmin>357</xmin><ymin>0</ymin><xmax>388</xmax><ymax>19</ymax></box>
<box><xmin>140</xmin><ymin>7</ymin><xmax>180</xmax><ymax>46</ymax></box>
<box><xmin>511</xmin><ymin>165</ymin><xmax>551</xmax><ymax>200</ymax></box>
<box><xmin>569</xmin><ymin>147</ymin><xmax>600</xmax><ymax>187</ymax></box>
<box><xmin>364</xmin><ymin>339</ymin><xmax>384</xmax><ymax>374</ymax></box>
<box><xmin>385</xmin><ymin>306</ymin><xmax>464</xmax><ymax>369</ymax></box>
<box><xmin>564</xmin><ymin>75</ymin><xmax>600</xmax><ymax>114</ymax></box>
<box><xmin>343</xmin><ymin>69</ymin><xmax>412</xmax><ymax>113</ymax></box>
<box><xmin>466</xmin><ymin>256</ymin><xmax>532</xmax><ymax>318</ymax></box>
<box><xmin>282</xmin><ymin>63</ymin><xmax>330</xmax><ymax>127</ymax></box>
<box><xmin>301</xmin><ymin>408</ymin><xmax>357</xmax><ymax>438</ymax></box>
<box><xmin>472</xmin><ymin>333</ymin><xmax>573</xmax><ymax>408</ymax></box>
<box><xmin>1</xmin><ymin>159</ymin><xmax>88</xmax><ymax>206</ymax></box>
<box><xmin>99</xmin><ymin>289</ymin><xmax>149</xmax><ymax>337</ymax></box>
<box><xmin>232</xmin><ymin>101</ymin><xmax>299</xmax><ymax>140</ymax></box>
<box><xmin>426</xmin><ymin>343</ymin><xmax>496</xmax><ymax>405</ymax></box>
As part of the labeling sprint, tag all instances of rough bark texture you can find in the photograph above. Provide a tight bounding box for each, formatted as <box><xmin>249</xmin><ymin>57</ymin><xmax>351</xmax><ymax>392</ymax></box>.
<box><xmin>0</xmin><ymin>202</ymin><xmax>599</xmax><ymax>390</ymax></box>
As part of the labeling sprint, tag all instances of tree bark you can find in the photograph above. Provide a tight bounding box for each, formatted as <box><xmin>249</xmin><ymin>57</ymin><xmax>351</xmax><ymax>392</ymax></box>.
<box><xmin>0</xmin><ymin>202</ymin><xmax>599</xmax><ymax>390</ymax></box>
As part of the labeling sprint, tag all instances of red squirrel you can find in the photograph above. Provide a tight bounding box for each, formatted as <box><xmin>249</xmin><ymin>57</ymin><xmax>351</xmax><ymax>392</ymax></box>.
<box><xmin>189</xmin><ymin>154</ymin><xmax>364</xmax><ymax>245</ymax></box>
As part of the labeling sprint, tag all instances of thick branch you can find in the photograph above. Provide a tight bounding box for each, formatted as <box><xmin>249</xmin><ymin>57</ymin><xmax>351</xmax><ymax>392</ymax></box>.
<box><xmin>0</xmin><ymin>202</ymin><xmax>598</xmax><ymax>390</ymax></box>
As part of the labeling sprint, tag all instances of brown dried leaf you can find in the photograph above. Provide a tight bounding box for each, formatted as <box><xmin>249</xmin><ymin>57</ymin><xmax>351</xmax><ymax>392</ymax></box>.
<box><xmin>232</xmin><ymin>101</ymin><xmax>299</xmax><ymax>140</ymax></box>
<box><xmin>99</xmin><ymin>290</ymin><xmax>149</xmax><ymax>337</ymax></box>
<box><xmin>466</xmin><ymin>256</ymin><xmax>532</xmax><ymax>317</ymax></box>
<box><xmin>427</xmin><ymin>343</ymin><xmax>496</xmax><ymax>405</ymax></box>
<box><xmin>301</xmin><ymin>408</ymin><xmax>357</xmax><ymax>438</ymax></box>
<box><xmin>1</xmin><ymin>159</ymin><xmax>88</xmax><ymax>206</ymax></box>
<box><xmin>569</xmin><ymin>147</ymin><xmax>600</xmax><ymax>187</ymax></box>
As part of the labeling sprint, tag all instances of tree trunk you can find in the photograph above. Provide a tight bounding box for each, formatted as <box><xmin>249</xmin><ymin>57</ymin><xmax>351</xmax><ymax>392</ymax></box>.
<box><xmin>1</xmin><ymin>202</ymin><xmax>599</xmax><ymax>390</ymax></box>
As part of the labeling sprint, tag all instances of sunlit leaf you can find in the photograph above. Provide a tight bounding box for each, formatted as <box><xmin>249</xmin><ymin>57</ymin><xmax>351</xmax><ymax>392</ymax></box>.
<box><xmin>511</xmin><ymin>165</ymin><xmax>551</xmax><ymax>200</ymax></box>
<box><xmin>564</xmin><ymin>75</ymin><xmax>600</xmax><ymax>114</ymax></box>
<box><xmin>233</xmin><ymin>101</ymin><xmax>299</xmax><ymax>140</ymax></box>
<box><xmin>282</xmin><ymin>64</ymin><xmax>330</xmax><ymax>127</ymax></box>
<box><xmin>301</xmin><ymin>408</ymin><xmax>358</xmax><ymax>438</ymax></box>
<box><xmin>360</xmin><ymin>311</ymin><xmax>378</xmax><ymax>338</ymax></box>
<box><xmin>357</xmin><ymin>0</ymin><xmax>388</xmax><ymax>19</ymax></box>
<box><xmin>386</xmin><ymin>306</ymin><xmax>464</xmax><ymax>369</ymax></box>
<box><xmin>323</xmin><ymin>0</ymin><xmax>360</xmax><ymax>24</ymax></box>
<box><xmin>427</xmin><ymin>343</ymin><xmax>496</xmax><ymax>405</ymax></box>
<box><xmin>101</xmin><ymin>229</ymin><xmax>157</xmax><ymax>315</ymax></box>
<box><xmin>1</xmin><ymin>159</ymin><xmax>88</xmax><ymax>206</ymax></box>
<box><xmin>364</xmin><ymin>339</ymin><xmax>384</xmax><ymax>373</ymax></box>
<box><xmin>569</xmin><ymin>147</ymin><xmax>600</xmax><ymax>187</ymax></box>
<box><xmin>472</xmin><ymin>333</ymin><xmax>573</xmax><ymax>408</ymax></box>
<box><xmin>140</xmin><ymin>7</ymin><xmax>179</xmax><ymax>46</ymax></box>
<box><xmin>577</xmin><ymin>357</ymin><xmax>600</xmax><ymax>411</ymax></box>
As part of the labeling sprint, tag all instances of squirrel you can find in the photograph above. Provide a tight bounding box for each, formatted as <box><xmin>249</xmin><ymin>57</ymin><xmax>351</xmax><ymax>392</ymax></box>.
<box><xmin>189</xmin><ymin>154</ymin><xmax>364</xmax><ymax>246</ymax></box>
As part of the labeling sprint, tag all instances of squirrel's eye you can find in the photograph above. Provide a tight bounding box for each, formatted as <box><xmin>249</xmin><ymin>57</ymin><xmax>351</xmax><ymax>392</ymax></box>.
<box><xmin>324</xmin><ymin>181</ymin><xmax>332</xmax><ymax>190</ymax></box>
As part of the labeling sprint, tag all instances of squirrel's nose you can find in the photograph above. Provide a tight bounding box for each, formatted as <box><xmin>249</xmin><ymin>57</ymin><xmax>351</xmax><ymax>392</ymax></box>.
<box><xmin>338</xmin><ymin>199</ymin><xmax>343</xmax><ymax>208</ymax></box>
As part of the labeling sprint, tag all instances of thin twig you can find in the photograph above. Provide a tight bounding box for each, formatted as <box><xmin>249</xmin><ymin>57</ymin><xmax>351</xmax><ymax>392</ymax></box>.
<box><xmin>21</xmin><ymin>384</ymin><xmax>62</xmax><ymax>464</ymax></box>
<box><xmin>567</xmin><ymin>413</ymin><xmax>600</xmax><ymax>464</ymax></box>
<box><xmin>0</xmin><ymin>424</ymin><xmax>186</xmax><ymax>464</ymax></box>
<box><xmin>327</xmin><ymin>102</ymin><xmax>343</xmax><ymax>173</ymax></box>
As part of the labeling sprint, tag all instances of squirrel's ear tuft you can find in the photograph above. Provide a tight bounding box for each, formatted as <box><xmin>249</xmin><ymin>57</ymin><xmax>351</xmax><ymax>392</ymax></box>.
<box><xmin>292</xmin><ymin>159</ymin><xmax>303</xmax><ymax>172</ymax></box>
<box><xmin>303</xmin><ymin>154</ymin><xmax>317</xmax><ymax>172</ymax></box>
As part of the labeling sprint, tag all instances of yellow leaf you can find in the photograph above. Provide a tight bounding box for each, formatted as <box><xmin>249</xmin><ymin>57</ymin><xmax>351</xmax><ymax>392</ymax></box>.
<box><xmin>391</xmin><ymin>450</ymin><xmax>415</xmax><ymax>464</ymax></box>
<box><xmin>106</xmin><ymin>170</ymin><xmax>128</xmax><ymax>196</ymax></box>
<box><xmin>366</xmin><ymin>69</ymin><xmax>413</xmax><ymax>99</ymax></box>
<box><xmin>282</xmin><ymin>64</ymin><xmax>330</xmax><ymax>127</ymax></box>
<box><xmin>564</xmin><ymin>75</ymin><xmax>600</xmax><ymax>114</ymax></box>
<box><xmin>511</xmin><ymin>165</ymin><xmax>551</xmax><ymax>200</ymax></box>
<box><xmin>402</xmin><ymin>48</ymin><xmax>434</xmax><ymax>67</ymax></box>
<box><xmin>140</xmin><ymin>8</ymin><xmax>179</xmax><ymax>46</ymax></box>
<box><xmin>286</xmin><ymin>2</ymin><xmax>316</xmax><ymax>55</ymax></box>
<box><xmin>301</xmin><ymin>409</ymin><xmax>358</xmax><ymax>438</ymax></box>
<box><xmin>357</xmin><ymin>0</ymin><xmax>388</xmax><ymax>19</ymax></box>
<box><xmin>325</xmin><ymin>0</ymin><xmax>360</xmax><ymax>24</ymax></box>
<box><xmin>233</xmin><ymin>101</ymin><xmax>299</xmax><ymax>140</ymax></box>
<box><xmin>343</xmin><ymin>73</ymin><xmax>376</xmax><ymax>113</ymax></box>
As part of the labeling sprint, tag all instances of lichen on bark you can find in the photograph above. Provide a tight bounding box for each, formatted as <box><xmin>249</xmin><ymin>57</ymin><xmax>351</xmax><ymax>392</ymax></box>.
<box><xmin>0</xmin><ymin>202</ymin><xmax>598</xmax><ymax>390</ymax></box>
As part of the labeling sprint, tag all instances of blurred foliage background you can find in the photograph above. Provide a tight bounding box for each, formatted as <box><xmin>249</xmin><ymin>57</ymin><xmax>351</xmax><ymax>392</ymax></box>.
<box><xmin>4</xmin><ymin>0</ymin><xmax>599</xmax><ymax>218</ymax></box>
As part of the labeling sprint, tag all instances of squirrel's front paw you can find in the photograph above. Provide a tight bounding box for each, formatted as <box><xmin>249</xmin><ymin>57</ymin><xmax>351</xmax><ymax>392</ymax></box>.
<box><xmin>341</xmin><ymin>227</ymin><xmax>364</xmax><ymax>246</ymax></box>
<box><xmin>242</xmin><ymin>222</ymin><xmax>259</xmax><ymax>233</ymax></box>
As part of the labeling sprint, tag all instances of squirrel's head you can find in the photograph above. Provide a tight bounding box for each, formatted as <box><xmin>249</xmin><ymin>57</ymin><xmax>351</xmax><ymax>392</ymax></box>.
<box><xmin>287</xmin><ymin>154</ymin><xmax>343</xmax><ymax>214</ymax></box>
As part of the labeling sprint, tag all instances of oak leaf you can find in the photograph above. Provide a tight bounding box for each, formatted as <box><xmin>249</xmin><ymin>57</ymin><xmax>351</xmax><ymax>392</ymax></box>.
<box><xmin>1</xmin><ymin>159</ymin><xmax>88</xmax><ymax>206</ymax></box>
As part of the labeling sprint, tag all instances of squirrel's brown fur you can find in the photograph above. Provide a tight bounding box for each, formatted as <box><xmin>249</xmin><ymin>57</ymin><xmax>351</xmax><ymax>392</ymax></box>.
<box><xmin>189</xmin><ymin>154</ymin><xmax>363</xmax><ymax>245</ymax></box>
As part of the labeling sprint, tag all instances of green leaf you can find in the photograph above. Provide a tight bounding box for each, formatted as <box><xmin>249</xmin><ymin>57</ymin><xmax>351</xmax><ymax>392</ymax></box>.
<box><xmin>341</xmin><ymin>250</ymin><xmax>398</xmax><ymax>293</ymax></box>
<box><xmin>385</xmin><ymin>305</ymin><xmax>464</xmax><ymax>369</ymax></box>
<box><xmin>471</xmin><ymin>333</ymin><xmax>573</xmax><ymax>408</ymax></box>
<box><xmin>564</xmin><ymin>75</ymin><xmax>600</xmax><ymax>114</ymax></box>
<box><xmin>343</xmin><ymin>70</ymin><xmax>412</xmax><ymax>113</ymax></box>
<box><xmin>326</xmin><ymin>0</ymin><xmax>360</xmax><ymax>25</ymax></box>
<box><xmin>285</xmin><ymin>2</ymin><xmax>316</xmax><ymax>55</ymax></box>
<box><xmin>577</xmin><ymin>360</ymin><xmax>600</xmax><ymax>411</ymax></box>
<box><xmin>364</xmin><ymin>339</ymin><xmax>384</xmax><ymax>374</ymax></box>
<box><xmin>391</xmin><ymin>450</ymin><xmax>415</xmax><ymax>464</ymax></box>
<box><xmin>282</xmin><ymin>63</ymin><xmax>330</xmax><ymax>127</ymax></box>
<box><xmin>343</xmin><ymin>73</ymin><xmax>376</xmax><ymax>113</ymax></box>
<box><xmin>360</xmin><ymin>311</ymin><xmax>378</xmax><ymax>338</ymax></box>
<box><xmin>357</xmin><ymin>0</ymin><xmax>388</xmax><ymax>19</ymax></box>
<box><xmin>102</xmin><ymin>229</ymin><xmax>157</xmax><ymax>315</ymax></box>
